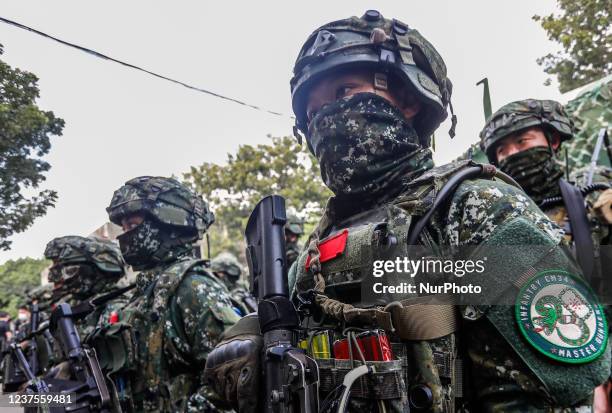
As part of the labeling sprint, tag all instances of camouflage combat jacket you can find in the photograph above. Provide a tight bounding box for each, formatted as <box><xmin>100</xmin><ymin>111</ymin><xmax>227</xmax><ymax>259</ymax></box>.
<box><xmin>90</xmin><ymin>257</ymin><xmax>240</xmax><ymax>412</ymax></box>
<box><xmin>289</xmin><ymin>160</ymin><xmax>611</xmax><ymax>413</ymax></box>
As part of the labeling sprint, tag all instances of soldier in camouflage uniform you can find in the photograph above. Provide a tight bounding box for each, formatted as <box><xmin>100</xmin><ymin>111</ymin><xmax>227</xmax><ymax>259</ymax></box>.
<box><xmin>285</xmin><ymin>214</ymin><xmax>305</xmax><ymax>269</ymax></box>
<box><xmin>93</xmin><ymin>176</ymin><xmax>239</xmax><ymax>412</ymax></box>
<box><xmin>480</xmin><ymin>99</ymin><xmax>612</xmax><ymax>299</ymax></box>
<box><xmin>210</xmin><ymin>252</ymin><xmax>257</xmax><ymax>315</ymax></box>
<box><xmin>205</xmin><ymin>10</ymin><xmax>610</xmax><ymax>412</ymax></box>
<box><xmin>44</xmin><ymin>235</ymin><xmax>129</xmax><ymax>337</ymax></box>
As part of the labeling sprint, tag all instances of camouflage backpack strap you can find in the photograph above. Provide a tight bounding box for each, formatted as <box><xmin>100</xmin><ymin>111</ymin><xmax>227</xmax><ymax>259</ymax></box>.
<box><xmin>399</xmin><ymin>161</ymin><xmax>520</xmax><ymax>245</ymax></box>
<box><xmin>144</xmin><ymin>257</ymin><xmax>209</xmax><ymax>399</ymax></box>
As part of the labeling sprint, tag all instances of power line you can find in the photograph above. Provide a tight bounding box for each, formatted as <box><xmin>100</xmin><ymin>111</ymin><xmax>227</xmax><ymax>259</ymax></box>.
<box><xmin>0</xmin><ymin>15</ymin><xmax>290</xmax><ymax>118</ymax></box>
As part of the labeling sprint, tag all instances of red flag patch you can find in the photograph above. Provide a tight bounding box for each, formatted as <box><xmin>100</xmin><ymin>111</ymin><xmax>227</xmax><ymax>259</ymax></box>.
<box><xmin>306</xmin><ymin>229</ymin><xmax>348</xmax><ymax>269</ymax></box>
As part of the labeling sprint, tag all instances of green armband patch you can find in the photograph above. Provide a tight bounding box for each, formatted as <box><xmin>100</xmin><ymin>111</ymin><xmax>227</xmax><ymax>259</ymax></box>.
<box><xmin>516</xmin><ymin>269</ymin><xmax>608</xmax><ymax>364</ymax></box>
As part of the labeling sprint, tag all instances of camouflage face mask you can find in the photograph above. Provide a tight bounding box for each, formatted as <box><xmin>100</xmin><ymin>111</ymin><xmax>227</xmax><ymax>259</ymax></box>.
<box><xmin>48</xmin><ymin>264</ymin><xmax>84</xmax><ymax>284</ymax></box>
<box><xmin>117</xmin><ymin>218</ymin><xmax>163</xmax><ymax>270</ymax></box>
<box><xmin>49</xmin><ymin>264</ymin><xmax>111</xmax><ymax>299</ymax></box>
<box><xmin>498</xmin><ymin>146</ymin><xmax>563</xmax><ymax>204</ymax></box>
<box><xmin>307</xmin><ymin>92</ymin><xmax>433</xmax><ymax>198</ymax></box>
<box><xmin>69</xmin><ymin>270</ymin><xmax>116</xmax><ymax>299</ymax></box>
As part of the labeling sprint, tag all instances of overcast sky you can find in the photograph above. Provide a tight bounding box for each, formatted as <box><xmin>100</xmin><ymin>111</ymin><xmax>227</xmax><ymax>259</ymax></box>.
<box><xmin>0</xmin><ymin>0</ymin><xmax>567</xmax><ymax>262</ymax></box>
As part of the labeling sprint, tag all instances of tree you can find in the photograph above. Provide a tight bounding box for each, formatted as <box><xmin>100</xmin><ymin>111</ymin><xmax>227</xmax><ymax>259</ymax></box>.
<box><xmin>0</xmin><ymin>257</ymin><xmax>49</xmax><ymax>317</ymax></box>
<box><xmin>183</xmin><ymin>135</ymin><xmax>332</xmax><ymax>258</ymax></box>
<box><xmin>533</xmin><ymin>0</ymin><xmax>611</xmax><ymax>93</ymax></box>
<box><xmin>0</xmin><ymin>43</ymin><xmax>64</xmax><ymax>250</ymax></box>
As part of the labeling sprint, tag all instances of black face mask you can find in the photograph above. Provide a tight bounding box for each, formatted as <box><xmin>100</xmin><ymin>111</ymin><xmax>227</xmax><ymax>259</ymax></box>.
<box><xmin>117</xmin><ymin>219</ymin><xmax>163</xmax><ymax>270</ymax></box>
<box><xmin>307</xmin><ymin>92</ymin><xmax>433</xmax><ymax>199</ymax></box>
<box><xmin>498</xmin><ymin>146</ymin><xmax>563</xmax><ymax>204</ymax></box>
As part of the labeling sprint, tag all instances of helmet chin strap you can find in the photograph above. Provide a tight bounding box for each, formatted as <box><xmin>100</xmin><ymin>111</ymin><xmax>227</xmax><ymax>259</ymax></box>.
<box><xmin>543</xmin><ymin>128</ymin><xmax>556</xmax><ymax>156</ymax></box>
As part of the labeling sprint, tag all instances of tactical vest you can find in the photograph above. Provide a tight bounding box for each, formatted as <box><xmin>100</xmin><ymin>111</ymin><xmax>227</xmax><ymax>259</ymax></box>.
<box><xmin>90</xmin><ymin>258</ymin><xmax>216</xmax><ymax>412</ymax></box>
<box><xmin>294</xmin><ymin>161</ymin><xmax>472</xmax><ymax>413</ymax></box>
<box><xmin>293</xmin><ymin>161</ymin><xmax>473</xmax><ymax>304</ymax></box>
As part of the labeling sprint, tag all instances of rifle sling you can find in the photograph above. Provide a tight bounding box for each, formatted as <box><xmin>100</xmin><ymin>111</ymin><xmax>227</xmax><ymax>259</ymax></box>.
<box><xmin>71</xmin><ymin>284</ymin><xmax>136</xmax><ymax>320</ymax></box>
<box><xmin>558</xmin><ymin>179</ymin><xmax>595</xmax><ymax>281</ymax></box>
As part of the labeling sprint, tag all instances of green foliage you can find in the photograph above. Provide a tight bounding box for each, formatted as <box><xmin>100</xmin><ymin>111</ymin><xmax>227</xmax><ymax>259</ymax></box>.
<box><xmin>0</xmin><ymin>257</ymin><xmax>49</xmax><ymax>317</ymax></box>
<box><xmin>533</xmin><ymin>0</ymin><xmax>611</xmax><ymax>93</ymax></box>
<box><xmin>0</xmin><ymin>44</ymin><xmax>64</xmax><ymax>250</ymax></box>
<box><xmin>183</xmin><ymin>136</ymin><xmax>331</xmax><ymax>257</ymax></box>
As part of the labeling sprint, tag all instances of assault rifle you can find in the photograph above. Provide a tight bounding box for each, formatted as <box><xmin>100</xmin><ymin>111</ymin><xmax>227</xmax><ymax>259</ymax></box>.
<box><xmin>1</xmin><ymin>338</ymin><xmax>35</xmax><ymax>393</ymax></box>
<box><xmin>47</xmin><ymin>303</ymin><xmax>111</xmax><ymax>412</ymax></box>
<box><xmin>29</xmin><ymin>304</ymin><xmax>41</xmax><ymax>377</ymax></box>
<box><xmin>0</xmin><ymin>304</ymin><xmax>108</xmax><ymax>412</ymax></box>
<box><xmin>8</xmin><ymin>340</ymin><xmax>50</xmax><ymax>394</ymax></box>
<box><xmin>1</xmin><ymin>305</ymin><xmax>42</xmax><ymax>393</ymax></box>
<box><xmin>245</xmin><ymin>195</ymin><xmax>319</xmax><ymax>413</ymax></box>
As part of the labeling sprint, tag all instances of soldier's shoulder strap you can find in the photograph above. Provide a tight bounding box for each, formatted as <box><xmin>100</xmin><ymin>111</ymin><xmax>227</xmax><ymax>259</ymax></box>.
<box><xmin>559</xmin><ymin>178</ymin><xmax>595</xmax><ymax>279</ymax></box>
<box><xmin>127</xmin><ymin>258</ymin><xmax>210</xmax><ymax>393</ymax></box>
<box><xmin>69</xmin><ymin>284</ymin><xmax>136</xmax><ymax>320</ymax></box>
<box><xmin>394</xmin><ymin>160</ymin><xmax>474</xmax><ymax>215</ymax></box>
<box><xmin>154</xmin><ymin>258</ymin><xmax>210</xmax><ymax>306</ymax></box>
<box><xmin>398</xmin><ymin>161</ymin><xmax>519</xmax><ymax>245</ymax></box>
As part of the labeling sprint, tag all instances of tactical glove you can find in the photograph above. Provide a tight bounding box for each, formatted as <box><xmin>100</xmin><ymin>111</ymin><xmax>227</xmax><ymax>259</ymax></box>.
<box><xmin>204</xmin><ymin>314</ymin><xmax>263</xmax><ymax>413</ymax></box>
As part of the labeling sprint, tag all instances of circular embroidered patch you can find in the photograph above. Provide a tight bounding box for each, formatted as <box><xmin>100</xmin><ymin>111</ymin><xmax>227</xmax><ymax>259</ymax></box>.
<box><xmin>515</xmin><ymin>269</ymin><xmax>608</xmax><ymax>364</ymax></box>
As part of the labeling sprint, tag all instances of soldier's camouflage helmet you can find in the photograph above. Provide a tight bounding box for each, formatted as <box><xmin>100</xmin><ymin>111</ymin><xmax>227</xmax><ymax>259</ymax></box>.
<box><xmin>210</xmin><ymin>252</ymin><xmax>242</xmax><ymax>279</ymax></box>
<box><xmin>291</xmin><ymin>10</ymin><xmax>453</xmax><ymax>147</ymax></box>
<box><xmin>480</xmin><ymin>99</ymin><xmax>574</xmax><ymax>162</ymax></box>
<box><xmin>285</xmin><ymin>214</ymin><xmax>304</xmax><ymax>235</ymax></box>
<box><xmin>44</xmin><ymin>236</ymin><xmax>125</xmax><ymax>276</ymax></box>
<box><xmin>107</xmin><ymin>176</ymin><xmax>214</xmax><ymax>241</ymax></box>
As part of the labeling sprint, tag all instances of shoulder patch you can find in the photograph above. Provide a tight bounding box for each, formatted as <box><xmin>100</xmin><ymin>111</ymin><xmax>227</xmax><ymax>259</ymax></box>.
<box><xmin>516</xmin><ymin>269</ymin><xmax>608</xmax><ymax>364</ymax></box>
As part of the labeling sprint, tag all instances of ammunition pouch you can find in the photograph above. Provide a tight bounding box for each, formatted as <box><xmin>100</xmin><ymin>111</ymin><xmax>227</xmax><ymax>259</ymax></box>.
<box><xmin>88</xmin><ymin>321</ymin><xmax>138</xmax><ymax>374</ymax></box>
<box><xmin>301</xmin><ymin>330</ymin><xmax>459</xmax><ymax>412</ymax></box>
<box><xmin>318</xmin><ymin>358</ymin><xmax>404</xmax><ymax>399</ymax></box>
